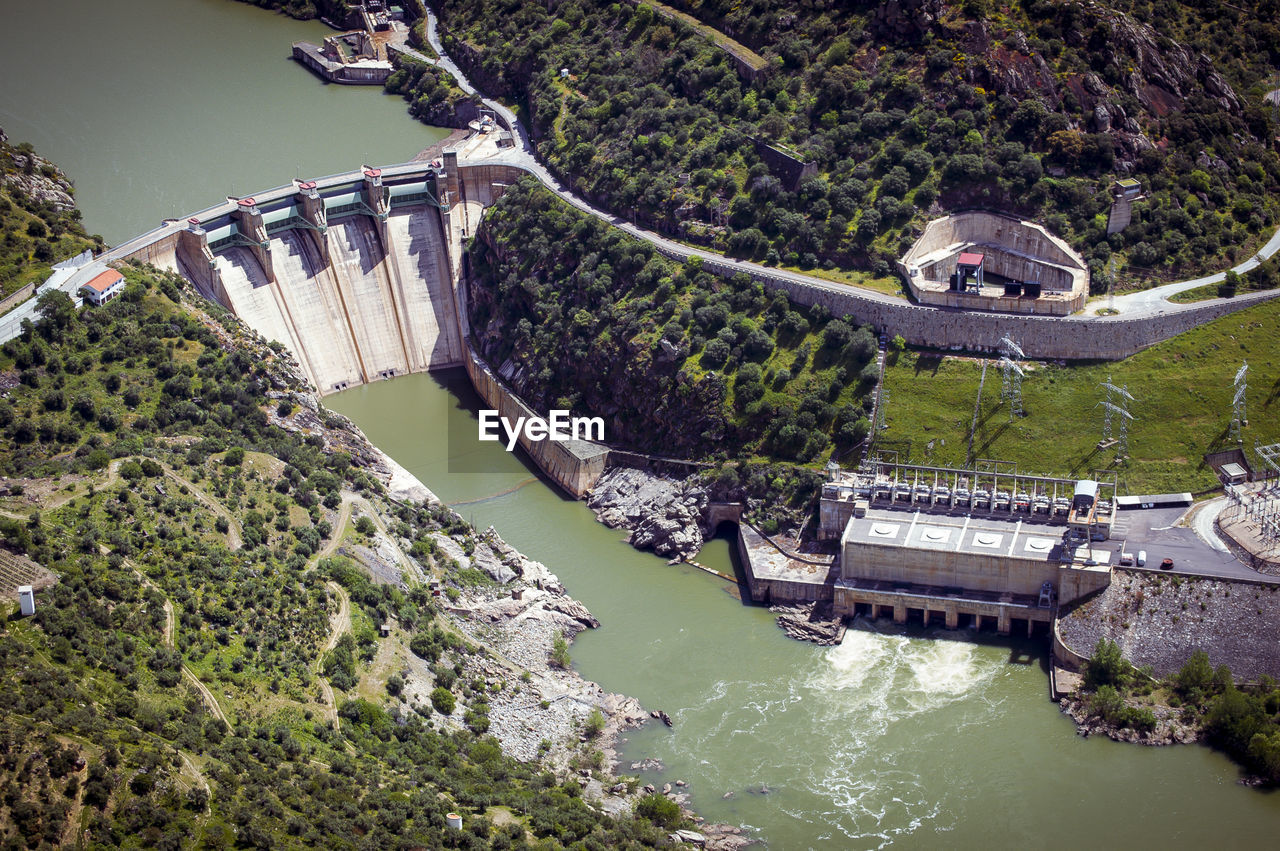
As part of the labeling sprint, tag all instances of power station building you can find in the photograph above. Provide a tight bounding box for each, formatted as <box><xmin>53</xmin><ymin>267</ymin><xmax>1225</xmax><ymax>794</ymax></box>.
<box><xmin>810</xmin><ymin>461</ymin><xmax>1118</xmax><ymax>635</ymax></box>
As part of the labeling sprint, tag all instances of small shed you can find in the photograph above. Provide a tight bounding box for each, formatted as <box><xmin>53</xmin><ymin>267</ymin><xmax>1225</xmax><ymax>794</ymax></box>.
<box><xmin>1113</xmin><ymin>178</ymin><xmax>1142</xmax><ymax>199</ymax></box>
<box><xmin>956</xmin><ymin>252</ymin><xmax>985</xmax><ymax>291</ymax></box>
<box><xmin>17</xmin><ymin>585</ymin><xmax>34</xmax><ymax>617</ymax></box>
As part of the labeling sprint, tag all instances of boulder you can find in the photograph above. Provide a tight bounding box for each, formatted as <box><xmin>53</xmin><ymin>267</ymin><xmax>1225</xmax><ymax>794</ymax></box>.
<box><xmin>473</xmin><ymin>543</ymin><xmax>517</xmax><ymax>584</ymax></box>
<box><xmin>543</xmin><ymin>597</ymin><xmax>600</xmax><ymax>628</ymax></box>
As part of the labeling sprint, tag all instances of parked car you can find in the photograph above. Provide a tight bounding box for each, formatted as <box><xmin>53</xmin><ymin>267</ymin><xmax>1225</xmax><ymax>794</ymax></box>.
<box><xmin>1136</xmin><ymin>550</ymin><xmax>1147</xmax><ymax>566</ymax></box>
<box><xmin>1160</xmin><ymin>558</ymin><xmax>1174</xmax><ymax>570</ymax></box>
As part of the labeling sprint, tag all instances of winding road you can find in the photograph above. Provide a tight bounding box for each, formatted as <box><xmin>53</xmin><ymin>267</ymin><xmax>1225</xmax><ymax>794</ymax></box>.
<box><xmin>2</xmin><ymin>11</ymin><xmax>1275</xmax><ymax>357</ymax></box>
<box><xmin>421</xmin><ymin>10</ymin><xmax>1280</xmax><ymax>331</ymax></box>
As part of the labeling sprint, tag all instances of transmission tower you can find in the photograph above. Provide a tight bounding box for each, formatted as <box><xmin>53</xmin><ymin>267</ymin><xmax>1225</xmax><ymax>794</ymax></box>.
<box><xmin>1096</xmin><ymin>377</ymin><xmax>1135</xmax><ymax>461</ymax></box>
<box><xmin>1231</xmin><ymin>361</ymin><xmax>1248</xmax><ymax>443</ymax></box>
<box><xmin>998</xmin><ymin>336</ymin><xmax>1025</xmax><ymax>421</ymax></box>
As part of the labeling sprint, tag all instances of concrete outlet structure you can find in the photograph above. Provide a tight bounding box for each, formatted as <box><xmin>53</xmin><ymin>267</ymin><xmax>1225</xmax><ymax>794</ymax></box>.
<box><xmin>898</xmin><ymin>212</ymin><xmax>1089</xmax><ymax>315</ymax></box>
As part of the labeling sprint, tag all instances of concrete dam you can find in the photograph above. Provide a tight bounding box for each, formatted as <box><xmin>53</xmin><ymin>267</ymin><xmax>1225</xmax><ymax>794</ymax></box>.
<box><xmin>127</xmin><ymin>156</ymin><xmax>607</xmax><ymax>498</ymax></box>
<box><xmin>181</xmin><ymin>167</ymin><xmax>465</xmax><ymax>394</ymax></box>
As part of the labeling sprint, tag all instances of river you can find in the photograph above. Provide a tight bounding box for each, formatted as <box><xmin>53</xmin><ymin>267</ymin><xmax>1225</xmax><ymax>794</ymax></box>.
<box><xmin>2</xmin><ymin>0</ymin><xmax>1278</xmax><ymax>846</ymax></box>
<box><xmin>328</xmin><ymin>371</ymin><xmax>1280</xmax><ymax>849</ymax></box>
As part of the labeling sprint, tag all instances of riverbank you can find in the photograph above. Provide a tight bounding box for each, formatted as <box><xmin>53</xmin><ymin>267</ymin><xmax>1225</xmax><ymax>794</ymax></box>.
<box><xmin>258</xmin><ymin>333</ymin><xmax>752</xmax><ymax>835</ymax></box>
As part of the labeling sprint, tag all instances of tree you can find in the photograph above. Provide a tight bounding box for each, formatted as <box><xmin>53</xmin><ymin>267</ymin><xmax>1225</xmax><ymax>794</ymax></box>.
<box><xmin>636</xmin><ymin>793</ymin><xmax>681</xmax><ymax>828</ymax></box>
<box><xmin>1083</xmin><ymin>639</ymin><xmax>1133</xmax><ymax>691</ymax></box>
<box><xmin>1174</xmin><ymin>649</ymin><xmax>1214</xmax><ymax>702</ymax></box>
<box><xmin>550</xmin><ymin>632</ymin><xmax>571</xmax><ymax>669</ymax></box>
<box><xmin>584</xmin><ymin>708</ymin><xmax>605</xmax><ymax>738</ymax></box>
<box><xmin>36</xmin><ymin>290</ymin><xmax>75</xmax><ymax>331</ymax></box>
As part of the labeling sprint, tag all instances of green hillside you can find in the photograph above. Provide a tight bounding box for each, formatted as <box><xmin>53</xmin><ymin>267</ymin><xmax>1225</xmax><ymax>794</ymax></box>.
<box><xmin>877</xmin><ymin>297</ymin><xmax>1280</xmax><ymax>493</ymax></box>
<box><xmin>0</xmin><ymin>267</ymin><xmax>681</xmax><ymax>848</ymax></box>
<box><xmin>422</xmin><ymin>0</ymin><xmax>1280</xmax><ymax>290</ymax></box>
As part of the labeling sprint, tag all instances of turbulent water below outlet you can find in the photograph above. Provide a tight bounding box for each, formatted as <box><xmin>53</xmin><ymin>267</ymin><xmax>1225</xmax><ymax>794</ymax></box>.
<box><xmin>329</xmin><ymin>371</ymin><xmax>1280</xmax><ymax>849</ymax></box>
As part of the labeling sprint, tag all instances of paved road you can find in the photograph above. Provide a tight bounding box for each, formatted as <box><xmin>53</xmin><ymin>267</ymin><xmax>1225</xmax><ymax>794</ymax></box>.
<box><xmin>1085</xmin><ymin>225</ymin><xmax>1280</xmax><ymax>315</ymax></box>
<box><xmin>1113</xmin><ymin>505</ymin><xmax>1279</xmax><ymax>583</ymax></box>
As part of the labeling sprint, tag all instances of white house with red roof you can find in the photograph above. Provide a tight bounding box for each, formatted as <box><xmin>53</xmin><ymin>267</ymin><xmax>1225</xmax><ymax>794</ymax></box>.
<box><xmin>79</xmin><ymin>269</ymin><xmax>125</xmax><ymax>306</ymax></box>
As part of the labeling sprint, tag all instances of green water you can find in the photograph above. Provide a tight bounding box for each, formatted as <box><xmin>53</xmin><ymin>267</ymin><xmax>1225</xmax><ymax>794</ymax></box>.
<box><xmin>329</xmin><ymin>371</ymin><xmax>1280</xmax><ymax>849</ymax></box>
<box><xmin>0</xmin><ymin>0</ymin><xmax>449</xmax><ymax>245</ymax></box>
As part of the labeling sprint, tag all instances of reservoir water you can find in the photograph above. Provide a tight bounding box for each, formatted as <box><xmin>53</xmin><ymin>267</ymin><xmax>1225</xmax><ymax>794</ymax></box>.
<box><xmin>0</xmin><ymin>0</ymin><xmax>449</xmax><ymax>245</ymax></box>
<box><xmin>2</xmin><ymin>0</ymin><xmax>1277</xmax><ymax>846</ymax></box>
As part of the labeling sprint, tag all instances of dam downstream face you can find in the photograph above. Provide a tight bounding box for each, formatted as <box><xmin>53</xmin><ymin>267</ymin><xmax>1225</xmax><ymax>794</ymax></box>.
<box><xmin>0</xmin><ymin>0</ymin><xmax>450</xmax><ymax>245</ymax></box>
<box><xmin>329</xmin><ymin>372</ymin><xmax>1280</xmax><ymax>849</ymax></box>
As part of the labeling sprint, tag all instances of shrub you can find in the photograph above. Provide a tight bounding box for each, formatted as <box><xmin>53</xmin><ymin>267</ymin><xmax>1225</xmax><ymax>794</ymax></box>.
<box><xmin>550</xmin><ymin>632</ymin><xmax>571</xmax><ymax>669</ymax></box>
<box><xmin>635</xmin><ymin>793</ymin><xmax>681</xmax><ymax>828</ymax></box>
<box><xmin>430</xmin><ymin>686</ymin><xmax>456</xmax><ymax>715</ymax></box>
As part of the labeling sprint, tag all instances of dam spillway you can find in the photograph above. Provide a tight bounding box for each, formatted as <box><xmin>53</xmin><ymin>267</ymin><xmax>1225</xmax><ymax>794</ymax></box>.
<box><xmin>266</xmin><ymin>228</ymin><xmax>365</xmax><ymax>392</ymax></box>
<box><xmin>325</xmin><ymin>216</ymin><xmax>411</xmax><ymax>383</ymax></box>
<box><xmin>211</xmin><ymin>246</ymin><xmax>297</xmax><ymax>361</ymax></box>
<box><xmin>165</xmin><ymin>163</ymin><xmax>493</xmax><ymax>396</ymax></box>
<box><xmin>384</xmin><ymin>206</ymin><xmax>464</xmax><ymax>372</ymax></box>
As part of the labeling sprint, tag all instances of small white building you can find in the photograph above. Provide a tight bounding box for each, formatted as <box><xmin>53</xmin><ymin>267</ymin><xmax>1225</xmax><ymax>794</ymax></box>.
<box><xmin>80</xmin><ymin>269</ymin><xmax>125</xmax><ymax>306</ymax></box>
<box><xmin>17</xmin><ymin>585</ymin><xmax>35</xmax><ymax>617</ymax></box>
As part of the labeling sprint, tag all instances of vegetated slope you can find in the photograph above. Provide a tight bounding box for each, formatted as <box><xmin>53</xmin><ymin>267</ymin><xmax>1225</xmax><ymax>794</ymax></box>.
<box><xmin>0</xmin><ymin>129</ymin><xmax>100</xmax><ymax>300</ymax></box>
<box><xmin>0</xmin><ymin>270</ymin><xmax>680</xmax><ymax>849</ymax></box>
<box><xmin>469</xmin><ymin>178</ymin><xmax>879</xmax><ymax>463</ymax></box>
<box><xmin>1067</xmin><ymin>628</ymin><xmax>1280</xmax><ymax>785</ymax></box>
<box><xmin>876</xmin><ymin>296</ymin><xmax>1280</xmax><ymax>493</ymax></box>
<box><xmin>430</xmin><ymin>0</ymin><xmax>1279</xmax><ymax>287</ymax></box>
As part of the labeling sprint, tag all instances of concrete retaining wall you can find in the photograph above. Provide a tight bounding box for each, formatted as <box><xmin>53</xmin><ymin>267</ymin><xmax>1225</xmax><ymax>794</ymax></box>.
<box><xmin>462</xmin><ymin>349</ymin><xmax>609</xmax><ymax>498</ymax></box>
<box><xmin>690</xmin><ymin>247</ymin><xmax>1277</xmax><ymax>358</ymax></box>
<box><xmin>912</xmin><ymin>287</ymin><xmax>1084</xmax><ymax>315</ymax></box>
<box><xmin>1053</xmin><ymin>617</ymin><xmax>1090</xmax><ymax>671</ymax></box>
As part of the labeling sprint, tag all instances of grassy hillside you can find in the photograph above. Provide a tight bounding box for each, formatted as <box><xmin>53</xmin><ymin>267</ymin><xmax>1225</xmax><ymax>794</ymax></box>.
<box><xmin>876</xmin><ymin>297</ymin><xmax>1280</xmax><ymax>493</ymax></box>
<box><xmin>470</xmin><ymin>177</ymin><xmax>879</xmax><ymax>464</ymax></box>
<box><xmin>0</xmin><ymin>131</ymin><xmax>100</xmax><ymax>301</ymax></box>
<box><xmin>0</xmin><ymin>266</ymin><xmax>684</xmax><ymax>848</ymax></box>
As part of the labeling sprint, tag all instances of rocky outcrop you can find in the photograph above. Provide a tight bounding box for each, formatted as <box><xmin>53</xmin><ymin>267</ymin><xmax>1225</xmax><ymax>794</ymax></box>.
<box><xmin>1</xmin><ymin>128</ymin><xmax>77</xmax><ymax>212</ymax></box>
<box><xmin>870</xmin><ymin>0</ymin><xmax>943</xmax><ymax>43</ymax></box>
<box><xmin>1060</xmin><ymin>695</ymin><xmax>1201</xmax><ymax>746</ymax></box>
<box><xmin>410</xmin><ymin>94</ymin><xmax>485</xmax><ymax>130</ymax></box>
<box><xmin>589</xmin><ymin>467</ymin><xmax>708</xmax><ymax>562</ymax></box>
<box><xmin>769</xmin><ymin>602</ymin><xmax>846</xmax><ymax>646</ymax></box>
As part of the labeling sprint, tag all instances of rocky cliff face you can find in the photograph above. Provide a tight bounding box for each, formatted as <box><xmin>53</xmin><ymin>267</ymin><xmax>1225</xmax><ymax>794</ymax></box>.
<box><xmin>1</xmin><ymin>128</ymin><xmax>77</xmax><ymax>213</ymax></box>
<box><xmin>468</xmin><ymin>227</ymin><xmax>733</xmax><ymax>460</ymax></box>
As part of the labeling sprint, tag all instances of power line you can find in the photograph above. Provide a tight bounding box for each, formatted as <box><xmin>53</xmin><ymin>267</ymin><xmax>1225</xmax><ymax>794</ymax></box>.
<box><xmin>1231</xmin><ymin>361</ymin><xmax>1248</xmax><ymax>443</ymax></box>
